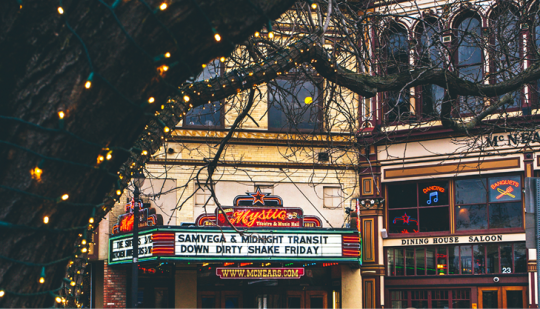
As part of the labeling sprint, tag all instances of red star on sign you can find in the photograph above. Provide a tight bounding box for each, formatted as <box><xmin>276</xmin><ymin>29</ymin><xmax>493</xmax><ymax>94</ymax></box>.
<box><xmin>250</xmin><ymin>188</ymin><xmax>268</xmax><ymax>205</ymax></box>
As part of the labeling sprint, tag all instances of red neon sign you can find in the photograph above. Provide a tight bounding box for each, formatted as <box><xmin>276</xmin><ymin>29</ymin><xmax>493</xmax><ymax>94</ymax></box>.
<box><xmin>422</xmin><ymin>186</ymin><xmax>445</xmax><ymax>194</ymax></box>
<box><xmin>216</xmin><ymin>207</ymin><xmax>303</xmax><ymax>228</ymax></box>
<box><xmin>216</xmin><ymin>267</ymin><xmax>305</xmax><ymax>279</ymax></box>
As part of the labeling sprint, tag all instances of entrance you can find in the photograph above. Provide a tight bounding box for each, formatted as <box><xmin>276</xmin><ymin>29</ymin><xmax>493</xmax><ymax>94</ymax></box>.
<box><xmin>286</xmin><ymin>290</ymin><xmax>328</xmax><ymax>308</ymax></box>
<box><xmin>478</xmin><ymin>286</ymin><xmax>526</xmax><ymax>308</ymax></box>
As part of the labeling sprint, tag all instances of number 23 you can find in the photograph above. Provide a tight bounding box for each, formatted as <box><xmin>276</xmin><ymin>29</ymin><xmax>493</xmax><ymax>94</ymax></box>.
<box><xmin>502</xmin><ymin>267</ymin><xmax>512</xmax><ymax>273</ymax></box>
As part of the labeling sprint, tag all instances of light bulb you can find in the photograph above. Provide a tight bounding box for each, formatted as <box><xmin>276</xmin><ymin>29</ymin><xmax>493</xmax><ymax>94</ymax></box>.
<box><xmin>164</xmin><ymin>52</ymin><xmax>171</xmax><ymax>58</ymax></box>
<box><xmin>311</xmin><ymin>3</ymin><xmax>318</xmax><ymax>9</ymax></box>
<box><xmin>97</xmin><ymin>155</ymin><xmax>104</xmax><ymax>163</ymax></box>
<box><xmin>81</xmin><ymin>239</ymin><xmax>87</xmax><ymax>245</ymax></box>
<box><xmin>163</xmin><ymin>126</ymin><xmax>170</xmax><ymax>133</ymax></box>
<box><xmin>31</xmin><ymin>167</ymin><xmax>43</xmax><ymax>180</ymax></box>
<box><xmin>61</xmin><ymin>194</ymin><xmax>69</xmax><ymax>201</ymax></box>
<box><xmin>214</xmin><ymin>33</ymin><xmax>221</xmax><ymax>42</ymax></box>
<box><xmin>106</xmin><ymin>151</ymin><xmax>112</xmax><ymax>160</ymax></box>
<box><xmin>148</xmin><ymin>97</ymin><xmax>155</xmax><ymax>103</ymax></box>
<box><xmin>89</xmin><ymin>217</ymin><xmax>94</xmax><ymax>224</ymax></box>
<box><xmin>57</xmin><ymin>7</ymin><xmax>64</xmax><ymax>14</ymax></box>
<box><xmin>142</xmin><ymin>150</ymin><xmax>148</xmax><ymax>155</ymax></box>
<box><xmin>183</xmin><ymin>95</ymin><xmax>190</xmax><ymax>102</ymax></box>
<box><xmin>268</xmin><ymin>32</ymin><xmax>274</xmax><ymax>39</ymax></box>
<box><xmin>85</xmin><ymin>81</ymin><xmax>92</xmax><ymax>89</ymax></box>
<box><xmin>0</xmin><ymin>290</ymin><xmax>4</xmax><ymax>297</ymax></box>
<box><xmin>58</xmin><ymin>111</ymin><xmax>65</xmax><ymax>119</ymax></box>
<box><xmin>116</xmin><ymin>189</ymin><xmax>122</xmax><ymax>196</ymax></box>
<box><xmin>43</xmin><ymin>216</ymin><xmax>49</xmax><ymax>224</ymax></box>
<box><xmin>202</xmin><ymin>64</ymin><xmax>206</xmax><ymax>68</ymax></box>
<box><xmin>160</xmin><ymin>65</ymin><xmax>169</xmax><ymax>72</ymax></box>
<box><xmin>220</xmin><ymin>57</ymin><xmax>225</xmax><ymax>62</ymax></box>
<box><xmin>56</xmin><ymin>296</ymin><xmax>62</xmax><ymax>303</ymax></box>
<box><xmin>304</xmin><ymin>97</ymin><xmax>313</xmax><ymax>104</ymax></box>
<box><xmin>81</xmin><ymin>247</ymin><xmax>87</xmax><ymax>253</ymax></box>
<box><xmin>254</xmin><ymin>31</ymin><xmax>260</xmax><ymax>37</ymax></box>
<box><xmin>39</xmin><ymin>277</ymin><xmax>45</xmax><ymax>284</ymax></box>
<box><xmin>159</xmin><ymin>3</ymin><xmax>167</xmax><ymax>10</ymax></box>
<box><xmin>70</xmin><ymin>281</ymin><xmax>76</xmax><ymax>287</ymax></box>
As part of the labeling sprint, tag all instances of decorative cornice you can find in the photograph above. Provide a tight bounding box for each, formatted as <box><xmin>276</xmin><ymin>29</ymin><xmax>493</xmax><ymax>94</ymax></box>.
<box><xmin>148</xmin><ymin>158</ymin><xmax>358</xmax><ymax>170</ymax></box>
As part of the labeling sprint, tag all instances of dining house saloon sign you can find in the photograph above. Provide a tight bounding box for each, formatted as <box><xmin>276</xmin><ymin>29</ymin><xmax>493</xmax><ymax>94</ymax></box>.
<box><xmin>108</xmin><ymin>189</ymin><xmax>361</xmax><ymax>264</ymax></box>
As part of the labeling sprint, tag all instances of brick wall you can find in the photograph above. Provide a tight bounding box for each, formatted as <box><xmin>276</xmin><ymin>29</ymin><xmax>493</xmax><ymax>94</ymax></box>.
<box><xmin>103</xmin><ymin>262</ymin><xmax>127</xmax><ymax>308</ymax></box>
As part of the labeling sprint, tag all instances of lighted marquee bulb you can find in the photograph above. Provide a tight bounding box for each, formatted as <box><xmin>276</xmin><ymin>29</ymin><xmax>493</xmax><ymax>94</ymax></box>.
<box><xmin>148</xmin><ymin>97</ymin><xmax>155</xmax><ymax>104</ymax></box>
<box><xmin>159</xmin><ymin>2</ymin><xmax>167</xmax><ymax>10</ymax></box>
<box><xmin>43</xmin><ymin>216</ymin><xmax>49</xmax><ymax>224</ymax></box>
<box><xmin>57</xmin><ymin>7</ymin><xmax>64</xmax><ymax>14</ymax></box>
<box><xmin>214</xmin><ymin>33</ymin><xmax>221</xmax><ymax>42</ymax></box>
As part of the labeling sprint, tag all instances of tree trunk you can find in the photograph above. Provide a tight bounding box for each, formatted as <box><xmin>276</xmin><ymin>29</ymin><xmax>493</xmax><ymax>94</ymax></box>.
<box><xmin>0</xmin><ymin>0</ymin><xmax>294</xmax><ymax>306</ymax></box>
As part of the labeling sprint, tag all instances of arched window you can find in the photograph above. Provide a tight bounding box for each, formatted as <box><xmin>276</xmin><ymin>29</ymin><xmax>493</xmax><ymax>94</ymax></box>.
<box><xmin>455</xmin><ymin>15</ymin><xmax>484</xmax><ymax>113</ymax></box>
<box><xmin>490</xmin><ymin>6</ymin><xmax>521</xmax><ymax>108</ymax></box>
<box><xmin>417</xmin><ymin>19</ymin><xmax>445</xmax><ymax>116</ymax></box>
<box><xmin>384</xmin><ymin>25</ymin><xmax>410</xmax><ymax>122</ymax></box>
<box><xmin>532</xmin><ymin>6</ymin><xmax>540</xmax><ymax>106</ymax></box>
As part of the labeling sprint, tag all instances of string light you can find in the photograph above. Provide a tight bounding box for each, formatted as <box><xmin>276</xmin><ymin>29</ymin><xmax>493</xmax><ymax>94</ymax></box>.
<box><xmin>81</xmin><ymin>247</ymin><xmax>87</xmax><ymax>253</ymax></box>
<box><xmin>89</xmin><ymin>217</ymin><xmax>94</xmax><ymax>224</ymax></box>
<box><xmin>58</xmin><ymin>111</ymin><xmax>65</xmax><ymax>119</ymax></box>
<box><xmin>163</xmin><ymin>126</ymin><xmax>170</xmax><ymax>133</ymax></box>
<box><xmin>159</xmin><ymin>3</ymin><xmax>167</xmax><ymax>10</ymax></box>
<box><xmin>183</xmin><ymin>95</ymin><xmax>190</xmax><ymax>102</ymax></box>
<box><xmin>254</xmin><ymin>31</ymin><xmax>260</xmax><ymax>37</ymax></box>
<box><xmin>220</xmin><ymin>57</ymin><xmax>225</xmax><ymax>62</ymax></box>
<box><xmin>56</xmin><ymin>296</ymin><xmax>62</xmax><ymax>303</ymax></box>
<box><xmin>142</xmin><ymin>150</ymin><xmax>148</xmax><ymax>155</ymax></box>
<box><xmin>214</xmin><ymin>33</ymin><xmax>221</xmax><ymax>42</ymax></box>
<box><xmin>311</xmin><ymin>3</ymin><xmax>318</xmax><ymax>9</ymax></box>
<box><xmin>61</xmin><ymin>194</ymin><xmax>69</xmax><ymax>201</ymax></box>
<box><xmin>268</xmin><ymin>31</ymin><xmax>274</xmax><ymax>39</ymax></box>
<box><xmin>31</xmin><ymin>166</ymin><xmax>43</xmax><ymax>180</ymax></box>
<box><xmin>202</xmin><ymin>64</ymin><xmax>206</xmax><ymax>68</ymax></box>
<box><xmin>85</xmin><ymin>72</ymin><xmax>94</xmax><ymax>89</ymax></box>
<box><xmin>164</xmin><ymin>52</ymin><xmax>171</xmax><ymax>58</ymax></box>
<box><xmin>305</xmin><ymin>97</ymin><xmax>313</xmax><ymax>104</ymax></box>
<box><xmin>39</xmin><ymin>267</ymin><xmax>45</xmax><ymax>284</ymax></box>
<box><xmin>43</xmin><ymin>216</ymin><xmax>49</xmax><ymax>224</ymax></box>
<box><xmin>106</xmin><ymin>151</ymin><xmax>113</xmax><ymax>160</ymax></box>
<box><xmin>116</xmin><ymin>189</ymin><xmax>122</xmax><ymax>196</ymax></box>
<box><xmin>81</xmin><ymin>239</ymin><xmax>87</xmax><ymax>245</ymax></box>
<box><xmin>57</xmin><ymin>7</ymin><xmax>64</xmax><ymax>14</ymax></box>
<box><xmin>97</xmin><ymin>155</ymin><xmax>104</xmax><ymax>164</ymax></box>
<box><xmin>0</xmin><ymin>290</ymin><xmax>4</xmax><ymax>297</ymax></box>
<box><xmin>148</xmin><ymin>97</ymin><xmax>155</xmax><ymax>103</ymax></box>
<box><xmin>70</xmin><ymin>281</ymin><xmax>76</xmax><ymax>287</ymax></box>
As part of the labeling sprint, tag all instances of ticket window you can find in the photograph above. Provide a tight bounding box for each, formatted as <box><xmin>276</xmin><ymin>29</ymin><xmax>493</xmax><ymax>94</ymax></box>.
<box><xmin>286</xmin><ymin>291</ymin><xmax>328</xmax><ymax>309</ymax></box>
<box><xmin>478</xmin><ymin>286</ymin><xmax>526</xmax><ymax>308</ymax></box>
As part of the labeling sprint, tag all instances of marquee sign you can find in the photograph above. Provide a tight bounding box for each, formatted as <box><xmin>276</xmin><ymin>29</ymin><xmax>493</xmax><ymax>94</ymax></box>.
<box><xmin>109</xmin><ymin>228</ymin><xmax>361</xmax><ymax>265</ymax></box>
<box><xmin>112</xmin><ymin>198</ymin><xmax>163</xmax><ymax>235</ymax></box>
<box><xmin>216</xmin><ymin>267</ymin><xmax>305</xmax><ymax>279</ymax></box>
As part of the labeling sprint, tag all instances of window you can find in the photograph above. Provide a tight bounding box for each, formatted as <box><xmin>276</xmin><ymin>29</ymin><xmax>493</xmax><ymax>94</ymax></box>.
<box><xmin>533</xmin><ymin>10</ymin><xmax>540</xmax><ymax>107</ymax></box>
<box><xmin>386</xmin><ymin>243</ymin><xmax>526</xmax><ymax>277</ymax></box>
<box><xmin>184</xmin><ymin>60</ymin><xmax>222</xmax><ymax>127</ymax></box>
<box><xmin>383</xmin><ymin>25</ymin><xmax>410</xmax><ymax>122</ymax></box>
<box><xmin>417</xmin><ymin>19</ymin><xmax>445</xmax><ymax>117</ymax></box>
<box><xmin>455</xmin><ymin>175</ymin><xmax>523</xmax><ymax>231</ymax></box>
<box><xmin>390</xmin><ymin>289</ymin><xmax>470</xmax><ymax>309</ymax></box>
<box><xmin>489</xmin><ymin>6</ymin><xmax>521</xmax><ymax>109</ymax></box>
<box><xmin>387</xmin><ymin>181</ymin><xmax>450</xmax><ymax>234</ymax></box>
<box><xmin>455</xmin><ymin>15</ymin><xmax>484</xmax><ymax>113</ymax></box>
<box><xmin>195</xmin><ymin>189</ymin><xmax>215</xmax><ymax>207</ymax></box>
<box><xmin>268</xmin><ymin>72</ymin><xmax>320</xmax><ymax>131</ymax></box>
<box><xmin>323</xmin><ymin>187</ymin><xmax>342</xmax><ymax>208</ymax></box>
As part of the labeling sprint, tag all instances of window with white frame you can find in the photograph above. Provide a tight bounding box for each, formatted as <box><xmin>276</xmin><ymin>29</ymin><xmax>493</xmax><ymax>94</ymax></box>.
<box><xmin>323</xmin><ymin>187</ymin><xmax>342</xmax><ymax>208</ymax></box>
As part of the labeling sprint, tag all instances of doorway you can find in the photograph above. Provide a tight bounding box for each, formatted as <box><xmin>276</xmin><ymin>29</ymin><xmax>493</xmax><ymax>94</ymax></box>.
<box><xmin>478</xmin><ymin>286</ymin><xmax>526</xmax><ymax>308</ymax></box>
<box><xmin>286</xmin><ymin>290</ymin><xmax>328</xmax><ymax>309</ymax></box>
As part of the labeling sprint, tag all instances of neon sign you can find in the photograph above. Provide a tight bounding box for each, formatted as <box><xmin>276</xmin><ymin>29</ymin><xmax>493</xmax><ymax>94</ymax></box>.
<box><xmin>112</xmin><ymin>198</ymin><xmax>163</xmax><ymax>235</ymax></box>
<box><xmin>422</xmin><ymin>186</ymin><xmax>445</xmax><ymax>194</ymax></box>
<box><xmin>216</xmin><ymin>267</ymin><xmax>305</xmax><ymax>279</ymax></box>
<box><xmin>489</xmin><ymin>177</ymin><xmax>521</xmax><ymax>201</ymax></box>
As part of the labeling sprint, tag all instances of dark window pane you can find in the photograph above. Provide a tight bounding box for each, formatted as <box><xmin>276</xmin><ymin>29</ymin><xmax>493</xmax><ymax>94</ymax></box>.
<box><xmin>419</xmin><ymin>207</ymin><xmax>449</xmax><ymax>232</ymax></box>
<box><xmin>416</xmin><ymin>248</ymin><xmax>425</xmax><ymax>275</ymax></box>
<box><xmin>426</xmin><ymin>247</ymin><xmax>437</xmax><ymax>275</ymax></box>
<box><xmin>514</xmin><ymin>243</ymin><xmax>527</xmax><ymax>273</ymax></box>
<box><xmin>486</xmin><ymin>244</ymin><xmax>499</xmax><ymax>273</ymax></box>
<box><xmin>501</xmin><ymin>244</ymin><xmax>512</xmax><ymax>273</ymax></box>
<box><xmin>455</xmin><ymin>178</ymin><xmax>487</xmax><ymax>204</ymax></box>
<box><xmin>457</xmin><ymin>17</ymin><xmax>482</xmax><ymax>66</ymax></box>
<box><xmin>388</xmin><ymin>31</ymin><xmax>409</xmax><ymax>62</ymax></box>
<box><xmin>461</xmin><ymin>246</ymin><xmax>472</xmax><ymax>274</ymax></box>
<box><xmin>419</xmin><ymin>181</ymin><xmax>449</xmax><ymax>206</ymax></box>
<box><xmin>225</xmin><ymin>297</ymin><xmax>239</xmax><ymax>308</ymax></box>
<box><xmin>411</xmin><ymin>290</ymin><xmax>428</xmax><ymax>309</ymax></box>
<box><xmin>482</xmin><ymin>291</ymin><xmax>499</xmax><ymax>309</ymax></box>
<box><xmin>506</xmin><ymin>291</ymin><xmax>524</xmax><ymax>308</ymax></box>
<box><xmin>396</xmin><ymin>248</ymin><xmax>404</xmax><ymax>276</ymax></box>
<box><xmin>389</xmin><ymin>210</ymin><xmax>419</xmax><ymax>234</ymax></box>
<box><xmin>387</xmin><ymin>90</ymin><xmax>410</xmax><ymax>122</ymax></box>
<box><xmin>310</xmin><ymin>297</ymin><xmax>324</xmax><ymax>309</ymax></box>
<box><xmin>459</xmin><ymin>64</ymin><xmax>483</xmax><ymax>82</ymax></box>
<box><xmin>388</xmin><ymin>183</ymin><xmax>417</xmax><ymax>209</ymax></box>
<box><xmin>489</xmin><ymin>202</ymin><xmax>523</xmax><ymax>229</ymax></box>
<box><xmin>287</xmin><ymin>297</ymin><xmax>301</xmax><ymax>308</ymax></box>
<box><xmin>185</xmin><ymin>102</ymin><xmax>221</xmax><ymax>127</ymax></box>
<box><xmin>388</xmin><ymin>249</ymin><xmax>395</xmax><ymax>276</ymax></box>
<box><xmin>473</xmin><ymin>244</ymin><xmax>486</xmax><ymax>274</ymax></box>
<box><xmin>202</xmin><ymin>297</ymin><xmax>216</xmax><ymax>308</ymax></box>
<box><xmin>488</xmin><ymin>175</ymin><xmax>521</xmax><ymax>202</ymax></box>
<box><xmin>268</xmin><ymin>79</ymin><xmax>319</xmax><ymax>131</ymax></box>
<box><xmin>456</xmin><ymin>204</ymin><xmax>487</xmax><ymax>231</ymax></box>
<box><xmin>449</xmin><ymin>245</ymin><xmax>459</xmax><ymax>275</ymax></box>
<box><xmin>453</xmin><ymin>300</ymin><xmax>471</xmax><ymax>308</ymax></box>
<box><xmin>422</xmin><ymin>84</ymin><xmax>445</xmax><ymax>116</ymax></box>
<box><xmin>406</xmin><ymin>248</ymin><xmax>415</xmax><ymax>275</ymax></box>
<box><xmin>437</xmin><ymin>247</ymin><xmax>447</xmax><ymax>275</ymax></box>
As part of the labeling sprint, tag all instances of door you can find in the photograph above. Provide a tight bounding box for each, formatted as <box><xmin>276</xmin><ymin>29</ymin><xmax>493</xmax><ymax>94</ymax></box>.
<box><xmin>286</xmin><ymin>290</ymin><xmax>327</xmax><ymax>309</ymax></box>
<box><xmin>478</xmin><ymin>286</ymin><xmax>526</xmax><ymax>308</ymax></box>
